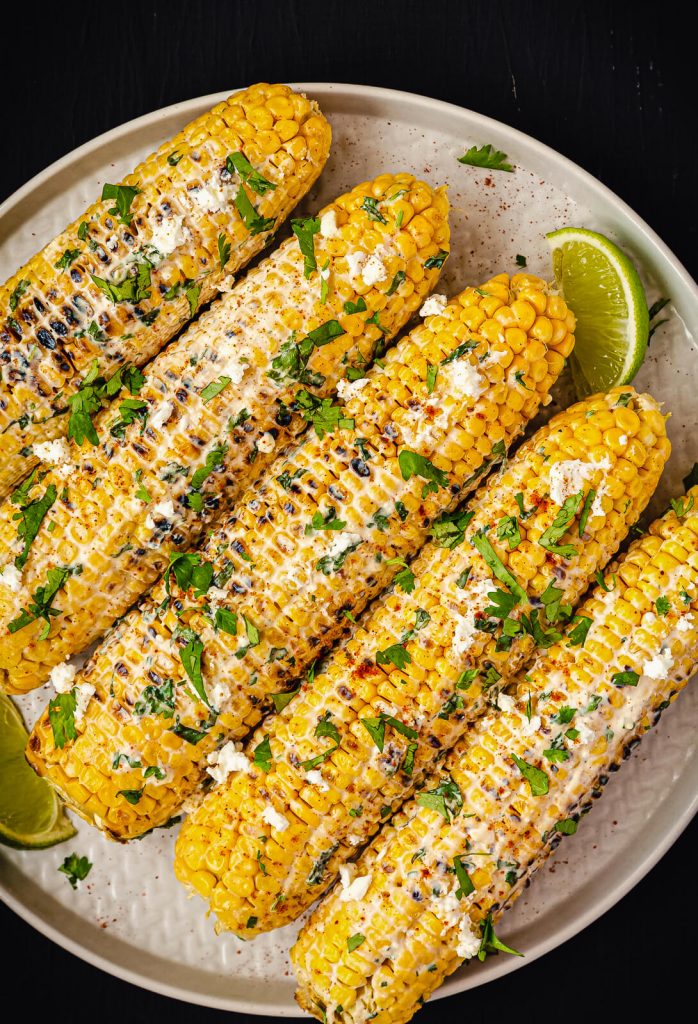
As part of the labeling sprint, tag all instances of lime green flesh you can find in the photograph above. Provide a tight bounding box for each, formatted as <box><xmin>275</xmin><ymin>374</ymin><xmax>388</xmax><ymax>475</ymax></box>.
<box><xmin>547</xmin><ymin>227</ymin><xmax>649</xmax><ymax>398</ymax></box>
<box><xmin>0</xmin><ymin>694</ymin><xmax>75</xmax><ymax>849</ymax></box>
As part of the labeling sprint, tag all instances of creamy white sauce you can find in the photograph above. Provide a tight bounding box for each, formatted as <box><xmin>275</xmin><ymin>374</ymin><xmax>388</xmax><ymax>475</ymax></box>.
<box><xmin>548</xmin><ymin>457</ymin><xmax>612</xmax><ymax>507</ymax></box>
<box><xmin>0</xmin><ymin>564</ymin><xmax>22</xmax><ymax>593</ymax></box>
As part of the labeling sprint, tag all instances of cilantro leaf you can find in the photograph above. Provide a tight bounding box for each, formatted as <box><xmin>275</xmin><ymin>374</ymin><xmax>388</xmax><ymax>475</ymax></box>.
<box><xmin>511</xmin><ymin>753</ymin><xmax>548</xmax><ymax>795</ymax></box>
<box><xmin>360</xmin><ymin>197</ymin><xmax>387</xmax><ymax>223</ymax></box>
<box><xmin>453</xmin><ymin>855</ymin><xmax>475</xmax><ymax>898</ymax></box>
<box><xmin>218</xmin><ymin>233</ymin><xmax>231</xmax><ymax>268</ymax></box>
<box><xmin>9</xmin><ymin>565</ymin><xmax>74</xmax><ymax>640</ymax></box>
<box><xmin>200</xmin><ymin>376</ymin><xmax>231</xmax><ymax>404</ymax></box>
<box><xmin>54</xmin><ymin>249</ymin><xmax>80</xmax><ymax>271</ymax></box>
<box><xmin>416</xmin><ymin>776</ymin><xmax>463</xmax><ymax>822</ymax></box>
<box><xmin>234</xmin><ymin>185</ymin><xmax>275</xmax><ymax>235</ymax></box>
<box><xmin>458</xmin><ymin>144</ymin><xmax>514</xmax><ymax>173</ymax></box>
<box><xmin>253</xmin><ymin>736</ymin><xmax>273</xmax><ymax>773</ymax></box>
<box><xmin>376</xmin><ymin>643</ymin><xmax>412</xmax><ymax>671</ymax></box>
<box><xmin>477</xmin><ymin>913</ymin><xmax>523</xmax><ymax>961</ymax></box>
<box><xmin>612</xmin><ymin>670</ymin><xmax>640</xmax><ymax>687</ymax></box>
<box><xmin>291</xmin><ymin>217</ymin><xmax>321</xmax><ymax>278</ymax></box>
<box><xmin>398</xmin><ymin>450</ymin><xmax>449</xmax><ymax>498</ymax></box>
<box><xmin>294</xmin><ymin>389</ymin><xmax>354</xmax><ymax>440</ymax></box>
<box><xmin>11</xmin><ymin>474</ymin><xmax>57</xmax><ymax>569</ymax></box>
<box><xmin>539</xmin><ymin>491</ymin><xmax>584</xmax><ymax>559</ymax></box>
<box><xmin>48</xmin><ymin>690</ymin><xmax>78</xmax><ymax>749</ymax></box>
<box><xmin>470</xmin><ymin>529</ymin><xmax>527</xmax><ymax>604</ymax></box>
<box><xmin>226</xmin><ymin>152</ymin><xmax>277</xmax><ymax>195</ymax></box>
<box><xmin>58</xmin><ymin>853</ymin><xmax>92</xmax><ymax>889</ymax></box>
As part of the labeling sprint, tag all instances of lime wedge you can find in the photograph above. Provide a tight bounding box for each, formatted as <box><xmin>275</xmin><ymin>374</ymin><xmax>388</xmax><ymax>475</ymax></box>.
<box><xmin>0</xmin><ymin>694</ymin><xmax>76</xmax><ymax>849</ymax></box>
<box><xmin>547</xmin><ymin>227</ymin><xmax>649</xmax><ymax>397</ymax></box>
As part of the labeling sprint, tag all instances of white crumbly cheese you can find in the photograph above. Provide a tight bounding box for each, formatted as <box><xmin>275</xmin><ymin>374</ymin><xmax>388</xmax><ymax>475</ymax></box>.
<box><xmin>642</xmin><ymin>648</ymin><xmax>674</xmax><ymax>680</ymax></box>
<box><xmin>339</xmin><ymin>867</ymin><xmax>372</xmax><ymax>902</ymax></box>
<box><xmin>145</xmin><ymin>499</ymin><xmax>176</xmax><ymax>530</ymax></box>
<box><xmin>497</xmin><ymin>693</ymin><xmax>516</xmax><ymax>714</ymax></box>
<box><xmin>361</xmin><ymin>254</ymin><xmax>388</xmax><ymax>286</ymax></box>
<box><xmin>346</xmin><ymin>251</ymin><xmax>367</xmax><ymax>279</ymax></box>
<box><xmin>589</xmin><ymin>485</ymin><xmax>607</xmax><ymax>520</ymax></box>
<box><xmin>575</xmin><ymin>720</ymin><xmax>596</xmax><ymax>745</ymax></box>
<box><xmin>149</xmin><ymin>401</ymin><xmax>174</xmax><ymax>431</ymax></box>
<box><xmin>548</xmin><ymin>457</ymin><xmax>611</xmax><ymax>507</ymax></box>
<box><xmin>206</xmin><ymin>586</ymin><xmax>229</xmax><ymax>619</ymax></box>
<box><xmin>49</xmin><ymin>660</ymin><xmax>77</xmax><ymax>693</ymax></box>
<box><xmin>320</xmin><ymin>209</ymin><xmax>341</xmax><ymax>238</ymax></box>
<box><xmin>677</xmin><ymin>613</ymin><xmax>694</xmax><ymax>633</ymax></box>
<box><xmin>256</xmin><ymin>432</ymin><xmax>276</xmax><ymax>454</ymax></box>
<box><xmin>436</xmin><ymin>891</ymin><xmax>462</xmax><ymax>927</ymax></box>
<box><xmin>443</xmin><ymin>359</ymin><xmax>485</xmax><ymax>400</ymax></box>
<box><xmin>148</xmin><ymin>214</ymin><xmax>185</xmax><ymax>256</ymax></box>
<box><xmin>336</xmin><ymin>376</ymin><xmax>370</xmax><ymax>402</ymax></box>
<box><xmin>210</xmin><ymin>347</ymin><xmax>251</xmax><ymax>385</ymax></box>
<box><xmin>419</xmin><ymin>293</ymin><xmax>448</xmax><ymax>317</ymax></box>
<box><xmin>521</xmin><ymin>714</ymin><xmax>542</xmax><ymax>737</ymax></box>
<box><xmin>262</xmin><ymin>805</ymin><xmax>290</xmax><ymax>832</ymax></box>
<box><xmin>324</xmin><ymin>532</ymin><xmax>363</xmax><ymax>561</ymax></box>
<box><xmin>206</xmin><ymin>742</ymin><xmax>252</xmax><ymax>785</ymax></box>
<box><xmin>305</xmin><ymin>769</ymin><xmax>330</xmax><ymax>792</ymax></box>
<box><xmin>190</xmin><ymin>180</ymin><xmax>229</xmax><ymax>213</ymax></box>
<box><xmin>456</xmin><ymin>915</ymin><xmax>481</xmax><ymax>960</ymax></box>
<box><xmin>618</xmin><ymin>434</ymin><xmax>628</xmax><ymax>447</ymax></box>
<box><xmin>74</xmin><ymin>683</ymin><xmax>95</xmax><ymax>723</ymax></box>
<box><xmin>32</xmin><ymin>438</ymin><xmax>71</xmax><ymax>465</ymax></box>
<box><xmin>450</xmin><ymin>577</ymin><xmax>493</xmax><ymax>658</ymax></box>
<box><xmin>0</xmin><ymin>564</ymin><xmax>22</xmax><ymax>592</ymax></box>
<box><xmin>207</xmin><ymin>680</ymin><xmax>231</xmax><ymax>712</ymax></box>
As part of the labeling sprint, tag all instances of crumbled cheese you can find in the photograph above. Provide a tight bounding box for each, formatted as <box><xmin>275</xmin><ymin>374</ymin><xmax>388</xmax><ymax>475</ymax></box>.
<box><xmin>589</xmin><ymin>485</ymin><xmax>607</xmax><ymax>519</ymax></box>
<box><xmin>262</xmin><ymin>805</ymin><xmax>290</xmax><ymax>832</ymax></box>
<box><xmin>336</xmin><ymin>376</ymin><xmax>370</xmax><ymax>402</ymax></box>
<box><xmin>361</xmin><ymin>254</ymin><xmax>388</xmax><ymax>286</ymax></box>
<box><xmin>456</xmin><ymin>915</ymin><xmax>481</xmax><ymax>960</ymax></box>
<box><xmin>256</xmin><ymin>432</ymin><xmax>276</xmax><ymax>454</ymax></box>
<box><xmin>149</xmin><ymin>401</ymin><xmax>174</xmax><ymax>431</ymax></box>
<box><xmin>521</xmin><ymin>714</ymin><xmax>541</xmax><ymax>737</ymax></box>
<box><xmin>324</xmin><ymin>532</ymin><xmax>363</xmax><ymax>561</ymax></box>
<box><xmin>642</xmin><ymin>648</ymin><xmax>674</xmax><ymax>680</ymax></box>
<box><xmin>497</xmin><ymin>694</ymin><xmax>516</xmax><ymax>714</ymax></box>
<box><xmin>450</xmin><ymin>577</ymin><xmax>493</xmax><ymax>657</ymax></box>
<box><xmin>190</xmin><ymin>180</ymin><xmax>229</xmax><ymax>213</ymax></box>
<box><xmin>442</xmin><ymin>359</ymin><xmax>485</xmax><ymax>400</ymax></box>
<box><xmin>32</xmin><ymin>439</ymin><xmax>71</xmax><ymax>465</ymax></box>
<box><xmin>320</xmin><ymin>209</ymin><xmax>341</xmax><ymax>238</ymax></box>
<box><xmin>49</xmin><ymin>660</ymin><xmax>77</xmax><ymax>693</ymax></box>
<box><xmin>339</xmin><ymin>867</ymin><xmax>372</xmax><ymax>902</ymax></box>
<box><xmin>211</xmin><ymin>346</ymin><xmax>251</xmax><ymax>385</ymax></box>
<box><xmin>575</xmin><ymin>720</ymin><xmax>595</xmax><ymax>745</ymax></box>
<box><xmin>0</xmin><ymin>564</ymin><xmax>22</xmax><ymax>593</ymax></box>
<box><xmin>419</xmin><ymin>293</ymin><xmax>448</xmax><ymax>317</ymax></box>
<box><xmin>206</xmin><ymin>742</ymin><xmax>252</xmax><ymax>785</ymax></box>
<box><xmin>618</xmin><ymin>434</ymin><xmax>628</xmax><ymax>447</ymax></box>
<box><xmin>145</xmin><ymin>499</ymin><xmax>176</xmax><ymax>530</ymax></box>
<box><xmin>206</xmin><ymin>586</ymin><xmax>229</xmax><ymax>619</ymax></box>
<box><xmin>147</xmin><ymin>214</ymin><xmax>185</xmax><ymax>257</ymax></box>
<box><xmin>677</xmin><ymin>613</ymin><xmax>695</xmax><ymax>633</ymax></box>
<box><xmin>305</xmin><ymin>769</ymin><xmax>330</xmax><ymax>792</ymax></box>
<box><xmin>548</xmin><ymin>457</ymin><xmax>611</xmax><ymax>507</ymax></box>
<box><xmin>208</xmin><ymin>680</ymin><xmax>231</xmax><ymax>712</ymax></box>
<box><xmin>346</xmin><ymin>251</ymin><xmax>366</xmax><ymax>279</ymax></box>
<box><xmin>74</xmin><ymin>682</ymin><xmax>95</xmax><ymax>723</ymax></box>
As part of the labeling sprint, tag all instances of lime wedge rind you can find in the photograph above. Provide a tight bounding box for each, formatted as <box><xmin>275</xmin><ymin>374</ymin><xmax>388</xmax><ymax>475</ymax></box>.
<box><xmin>547</xmin><ymin>227</ymin><xmax>649</xmax><ymax>398</ymax></box>
<box><xmin>0</xmin><ymin>694</ymin><xmax>76</xmax><ymax>850</ymax></box>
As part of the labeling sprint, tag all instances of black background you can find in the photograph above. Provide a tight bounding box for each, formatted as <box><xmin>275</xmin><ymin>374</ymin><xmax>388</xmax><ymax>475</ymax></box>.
<box><xmin>1</xmin><ymin>1</ymin><xmax>695</xmax><ymax>1021</ymax></box>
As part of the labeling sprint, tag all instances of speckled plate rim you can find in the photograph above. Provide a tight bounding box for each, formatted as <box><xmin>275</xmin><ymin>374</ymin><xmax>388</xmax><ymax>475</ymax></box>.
<box><xmin>0</xmin><ymin>82</ymin><xmax>696</xmax><ymax>1016</ymax></box>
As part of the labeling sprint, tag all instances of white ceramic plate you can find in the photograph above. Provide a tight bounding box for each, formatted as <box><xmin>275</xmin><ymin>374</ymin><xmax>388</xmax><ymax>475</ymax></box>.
<box><xmin>1</xmin><ymin>83</ymin><xmax>697</xmax><ymax>1016</ymax></box>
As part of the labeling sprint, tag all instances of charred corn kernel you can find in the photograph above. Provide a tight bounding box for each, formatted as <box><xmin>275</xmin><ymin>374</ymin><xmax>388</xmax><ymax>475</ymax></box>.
<box><xmin>0</xmin><ymin>84</ymin><xmax>331</xmax><ymax>499</ymax></box>
<box><xmin>292</xmin><ymin>491</ymin><xmax>698</xmax><ymax>1024</ymax></box>
<box><xmin>173</xmin><ymin>388</ymin><xmax>669</xmax><ymax>936</ymax></box>
<box><xmin>1</xmin><ymin>174</ymin><xmax>447</xmax><ymax>695</ymax></box>
<box><xmin>27</xmin><ymin>273</ymin><xmax>570</xmax><ymax>839</ymax></box>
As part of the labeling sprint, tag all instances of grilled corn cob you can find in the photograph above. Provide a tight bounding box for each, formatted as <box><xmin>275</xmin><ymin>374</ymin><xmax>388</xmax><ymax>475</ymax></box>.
<box><xmin>0</xmin><ymin>83</ymin><xmax>331</xmax><ymax>499</ymax></box>
<box><xmin>292</xmin><ymin>487</ymin><xmax>698</xmax><ymax>1024</ymax></box>
<box><xmin>173</xmin><ymin>387</ymin><xmax>669</xmax><ymax>936</ymax></box>
<box><xmin>26</xmin><ymin>272</ymin><xmax>571</xmax><ymax>839</ymax></box>
<box><xmin>1</xmin><ymin>173</ymin><xmax>449</xmax><ymax>694</ymax></box>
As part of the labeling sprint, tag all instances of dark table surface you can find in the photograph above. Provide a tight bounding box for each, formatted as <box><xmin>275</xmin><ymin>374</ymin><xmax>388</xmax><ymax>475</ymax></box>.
<box><xmin>1</xmin><ymin>1</ymin><xmax>695</xmax><ymax>1021</ymax></box>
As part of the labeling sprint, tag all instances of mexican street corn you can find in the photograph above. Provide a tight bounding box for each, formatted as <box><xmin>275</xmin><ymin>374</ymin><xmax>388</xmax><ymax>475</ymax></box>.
<box><xmin>292</xmin><ymin>487</ymin><xmax>698</xmax><ymax>1024</ymax></box>
<box><xmin>2</xmin><ymin>172</ymin><xmax>449</xmax><ymax>693</ymax></box>
<box><xmin>0</xmin><ymin>83</ymin><xmax>331</xmax><ymax>497</ymax></box>
<box><xmin>174</xmin><ymin>388</ymin><xmax>669</xmax><ymax>936</ymax></box>
<box><xmin>27</xmin><ymin>271</ymin><xmax>572</xmax><ymax>839</ymax></box>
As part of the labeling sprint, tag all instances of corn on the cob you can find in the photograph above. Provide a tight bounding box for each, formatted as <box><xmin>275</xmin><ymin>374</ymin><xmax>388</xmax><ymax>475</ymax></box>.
<box><xmin>292</xmin><ymin>487</ymin><xmax>698</xmax><ymax>1024</ymax></box>
<box><xmin>1</xmin><ymin>173</ymin><xmax>449</xmax><ymax>694</ymax></box>
<box><xmin>26</xmin><ymin>272</ymin><xmax>571</xmax><ymax>839</ymax></box>
<box><xmin>0</xmin><ymin>83</ymin><xmax>331</xmax><ymax>499</ymax></box>
<box><xmin>173</xmin><ymin>387</ymin><xmax>669</xmax><ymax>936</ymax></box>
